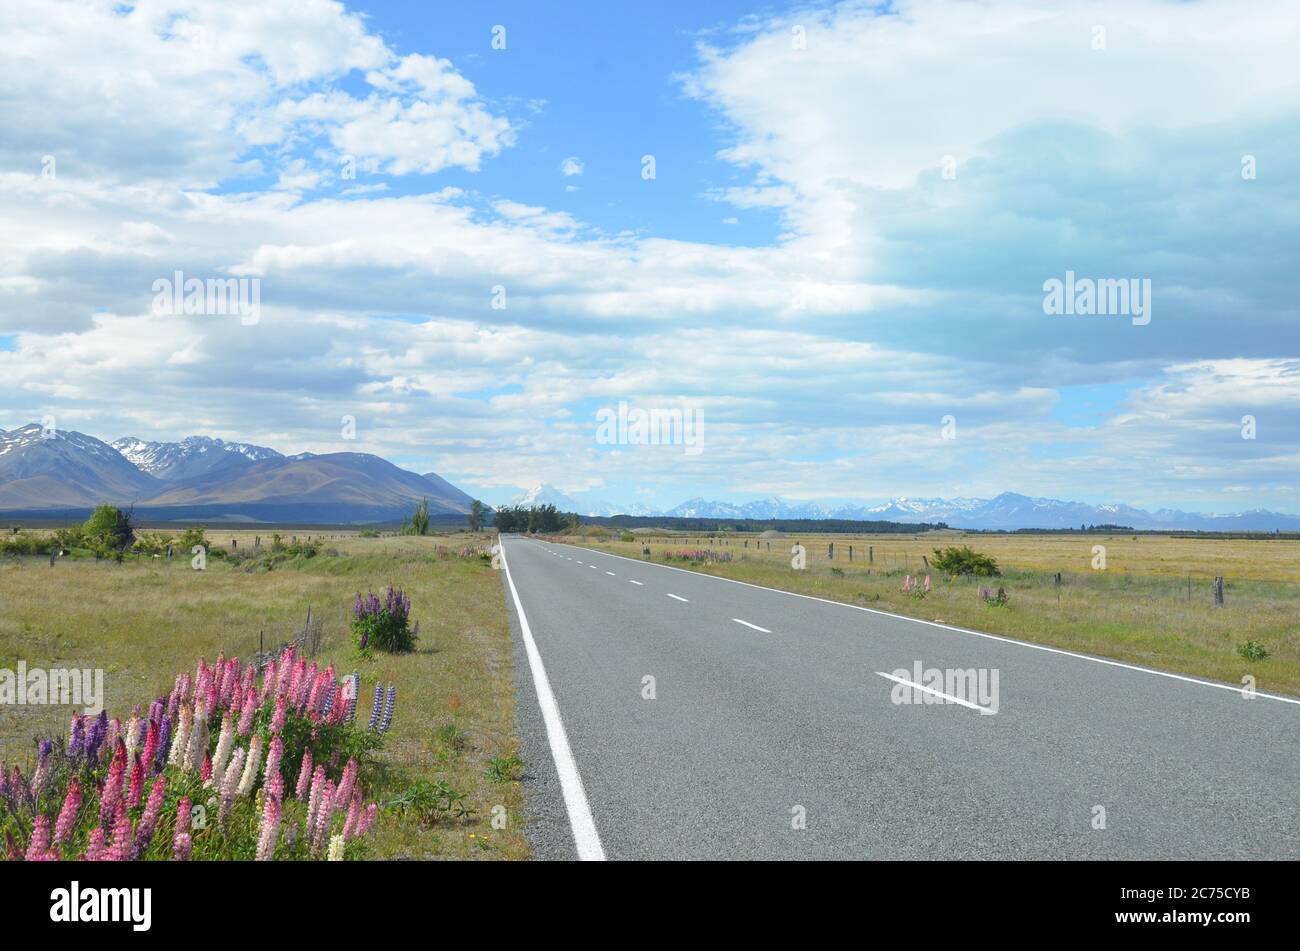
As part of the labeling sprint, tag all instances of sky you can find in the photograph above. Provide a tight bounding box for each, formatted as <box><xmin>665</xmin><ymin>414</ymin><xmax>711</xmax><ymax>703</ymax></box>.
<box><xmin>1</xmin><ymin>0</ymin><xmax>1298</xmax><ymax>512</ymax></box>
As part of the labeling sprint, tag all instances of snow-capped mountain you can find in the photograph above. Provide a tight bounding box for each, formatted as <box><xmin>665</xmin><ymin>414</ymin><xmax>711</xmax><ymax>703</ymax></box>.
<box><xmin>664</xmin><ymin>496</ymin><xmax>830</xmax><ymax>519</ymax></box>
<box><xmin>113</xmin><ymin>435</ymin><xmax>282</xmax><ymax>481</ymax></box>
<box><xmin>0</xmin><ymin>424</ymin><xmax>161</xmax><ymax>509</ymax></box>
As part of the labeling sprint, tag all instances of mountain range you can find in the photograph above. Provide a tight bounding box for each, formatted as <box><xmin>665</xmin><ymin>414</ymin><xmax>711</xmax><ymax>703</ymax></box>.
<box><xmin>511</xmin><ymin>484</ymin><xmax>1300</xmax><ymax>532</ymax></box>
<box><xmin>0</xmin><ymin>423</ymin><xmax>474</xmax><ymax>523</ymax></box>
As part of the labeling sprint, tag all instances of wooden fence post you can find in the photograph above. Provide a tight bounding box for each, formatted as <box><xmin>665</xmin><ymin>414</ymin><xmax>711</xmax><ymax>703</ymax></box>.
<box><xmin>1214</xmin><ymin>576</ymin><xmax>1225</xmax><ymax>606</ymax></box>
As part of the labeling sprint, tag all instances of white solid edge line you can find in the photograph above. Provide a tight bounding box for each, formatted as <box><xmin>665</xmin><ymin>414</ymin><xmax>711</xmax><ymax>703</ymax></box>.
<box><xmin>499</xmin><ymin>537</ymin><xmax>606</xmax><ymax>860</ymax></box>
<box><xmin>537</xmin><ymin>540</ymin><xmax>1300</xmax><ymax>709</ymax></box>
<box><xmin>667</xmin><ymin>593</ymin><xmax>689</xmax><ymax>602</ymax></box>
<box><xmin>875</xmin><ymin>671</ymin><xmax>996</xmax><ymax>715</ymax></box>
<box><xmin>733</xmin><ymin>618</ymin><xmax>772</xmax><ymax>633</ymax></box>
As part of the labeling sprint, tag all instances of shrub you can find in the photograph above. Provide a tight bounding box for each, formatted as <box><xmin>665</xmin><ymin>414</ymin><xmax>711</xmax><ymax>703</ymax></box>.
<box><xmin>486</xmin><ymin>754</ymin><xmax>524</xmax><ymax>784</ymax></box>
<box><xmin>1237</xmin><ymin>640</ymin><xmax>1270</xmax><ymax>661</ymax></box>
<box><xmin>351</xmin><ymin>586</ymin><xmax>420</xmax><ymax>655</ymax></box>
<box><xmin>932</xmin><ymin>545</ymin><xmax>1000</xmax><ymax>577</ymax></box>
<box><xmin>178</xmin><ymin>525</ymin><xmax>208</xmax><ymax>551</ymax></box>
<box><xmin>83</xmin><ymin>505</ymin><xmax>135</xmax><ymax>561</ymax></box>
<box><xmin>386</xmin><ymin>780</ymin><xmax>474</xmax><ymax>826</ymax></box>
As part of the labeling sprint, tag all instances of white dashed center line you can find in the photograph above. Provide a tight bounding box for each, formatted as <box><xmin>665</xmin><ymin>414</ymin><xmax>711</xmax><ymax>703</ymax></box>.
<box><xmin>667</xmin><ymin>593</ymin><xmax>688</xmax><ymax>602</ymax></box>
<box><xmin>629</xmin><ymin>580</ymin><xmax>643</xmax><ymax>586</ymax></box>
<box><xmin>732</xmin><ymin>618</ymin><xmax>771</xmax><ymax>633</ymax></box>
<box><xmin>605</xmin><ymin>571</ymin><xmax>615</xmax><ymax>576</ymax></box>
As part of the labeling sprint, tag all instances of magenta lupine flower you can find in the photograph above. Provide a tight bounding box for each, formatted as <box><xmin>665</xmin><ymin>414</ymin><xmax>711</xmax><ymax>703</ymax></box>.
<box><xmin>268</xmin><ymin>770</ymin><xmax>285</xmax><ymax>802</ymax></box>
<box><xmin>53</xmin><ymin>776</ymin><xmax>82</xmax><ymax>846</ymax></box>
<box><xmin>131</xmin><ymin>776</ymin><xmax>166</xmax><ymax>860</ymax></box>
<box><xmin>25</xmin><ymin>816</ymin><xmax>51</xmax><ymax>861</ymax></box>
<box><xmin>358</xmin><ymin>803</ymin><xmax>378</xmax><ymax>837</ymax></box>
<box><xmin>174</xmin><ymin>796</ymin><xmax>191</xmax><ymax>838</ymax></box>
<box><xmin>237</xmin><ymin>689</ymin><xmax>256</xmax><ymax>736</ymax></box>
<box><xmin>105</xmin><ymin>804</ymin><xmax>132</xmax><ymax>861</ymax></box>
<box><xmin>127</xmin><ymin>757</ymin><xmax>144</xmax><ymax>809</ymax></box>
<box><xmin>141</xmin><ymin>721</ymin><xmax>159</xmax><ymax>777</ymax></box>
<box><xmin>306</xmin><ymin>673</ymin><xmax>326</xmax><ymax>715</ymax></box>
<box><xmin>99</xmin><ymin>739</ymin><xmax>128</xmax><ymax>828</ymax></box>
<box><xmin>84</xmin><ymin>827</ymin><xmax>108</xmax><ymax>861</ymax></box>
<box><xmin>200</xmin><ymin>755</ymin><xmax>212</xmax><ymax>783</ymax></box>
<box><xmin>327</xmin><ymin>684</ymin><xmax>346</xmax><ymax>725</ymax></box>
<box><xmin>294</xmin><ymin>749</ymin><xmax>313</xmax><ymax>800</ymax></box>
<box><xmin>342</xmin><ymin>791</ymin><xmax>362</xmax><ymax>841</ymax></box>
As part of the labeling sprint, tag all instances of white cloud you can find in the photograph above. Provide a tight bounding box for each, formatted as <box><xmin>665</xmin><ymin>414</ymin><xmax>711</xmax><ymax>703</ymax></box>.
<box><xmin>560</xmin><ymin>156</ymin><xmax>585</xmax><ymax>177</ymax></box>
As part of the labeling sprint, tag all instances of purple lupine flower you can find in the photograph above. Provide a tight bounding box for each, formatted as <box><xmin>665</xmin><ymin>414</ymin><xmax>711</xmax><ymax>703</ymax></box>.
<box><xmin>68</xmin><ymin>714</ymin><xmax>85</xmax><ymax>756</ymax></box>
<box><xmin>367</xmin><ymin>684</ymin><xmax>383</xmax><ymax>731</ymax></box>
<box><xmin>156</xmin><ymin>716</ymin><xmax>172</xmax><ymax>771</ymax></box>
<box><xmin>378</xmin><ymin>684</ymin><xmax>396</xmax><ymax>735</ymax></box>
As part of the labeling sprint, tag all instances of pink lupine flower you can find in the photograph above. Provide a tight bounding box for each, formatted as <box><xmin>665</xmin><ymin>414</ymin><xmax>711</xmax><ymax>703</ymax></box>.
<box><xmin>25</xmin><ymin>816</ymin><xmax>51</xmax><ymax>861</ymax></box>
<box><xmin>240</xmin><ymin>662</ymin><xmax>255</xmax><ymax>696</ymax></box>
<box><xmin>105</xmin><ymin>717</ymin><xmax>121</xmax><ymax>752</ymax></box>
<box><xmin>54</xmin><ymin>776</ymin><xmax>82</xmax><ymax>845</ymax></box>
<box><xmin>358</xmin><ymin>803</ymin><xmax>378</xmax><ymax>837</ymax></box>
<box><xmin>267</xmin><ymin>770</ymin><xmax>285</xmax><ymax>803</ymax></box>
<box><xmin>306</xmin><ymin>673</ymin><xmax>327</xmax><ymax>715</ymax></box>
<box><xmin>255</xmin><ymin>788</ymin><xmax>282</xmax><ymax>861</ymax></box>
<box><xmin>172</xmin><ymin>831</ymin><xmax>192</xmax><ymax>861</ymax></box>
<box><xmin>168</xmin><ymin>704</ymin><xmax>191</xmax><ymax>767</ymax></box>
<box><xmin>924</xmin><ymin>574</ymin><xmax>931</xmax><ymax>592</ymax></box>
<box><xmin>342</xmin><ymin>791</ymin><xmax>362</xmax><ymax>841</ymax></box>
<box><xmin>237</xmin><ymin>688</ymin><xmax>257</xmax><ymax>736</ymax></box>
<box><xmin>183</xmin><ymin>699</ymin><xmax>208</xmax><ymax>772</ymax></box>
<box><xmin>105</xmin><ymin>804</ymin><xmax>133</xmax><ymax>861</ymax></box>
<box><xmin>263</xmin><ymin>735</ymin><xmax>284</xmax><ymax>787</ymax></box>
<box><xmin>270</xmin><ymin>693</ymin><xmax>287</xmax><ymax>733</ymax></box>
<box><xmin>127</xmin><ymin>757</ymin><xmax>144</xmax><ymax>809</ymax></box>
<box><xmin>334</xmin><ymin>758</ymin><xmax>358</xmax><ymax>815</ymax></box>
<box><xmin>125</xmin><ymin>715</ymin><xmax>142</xmax><ymax>758</ymax></box>
<box><xmin>294</xmin><ymin>749</ymin><xmax>313</xmax><ymax>800</ymax></box>
<box><xmin>327</xmin><ymin>685</ymin><xmax>346</xmax><ymax>725</ymax></box>
<box><xmin>200</xmin><ymin>755</ymin><xmax>212</xmax><ymax>783</ymax></box>
<box><xmin>220</xmin><ymin>747</ymin><xmax>246</xmax><ymax>826</ymax></box>
<box><xmin>84</xmin><ymin>827</ymin><xmax>108</xmax><ymax>861</ymax></box>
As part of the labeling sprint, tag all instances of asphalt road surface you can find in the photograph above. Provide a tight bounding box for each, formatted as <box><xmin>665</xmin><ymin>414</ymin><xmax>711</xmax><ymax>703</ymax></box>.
<box><xmin>500</xmin><ymin>535</ymin><xmax>1300</xmax><ymax>860</ymax></box>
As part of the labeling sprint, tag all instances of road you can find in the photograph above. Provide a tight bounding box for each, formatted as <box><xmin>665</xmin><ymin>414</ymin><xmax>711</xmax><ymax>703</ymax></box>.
<box><xmin>500</xmin><ymin>535</ymin><xmax>1300</xmax><ymax>860</ymax></box>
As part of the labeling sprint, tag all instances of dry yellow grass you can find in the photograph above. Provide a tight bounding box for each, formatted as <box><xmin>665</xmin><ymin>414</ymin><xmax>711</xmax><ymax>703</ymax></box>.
<box><xmin>0</xmin><ymin>530</ymin><xmax>528</xmax><ymax>860</ymax></box>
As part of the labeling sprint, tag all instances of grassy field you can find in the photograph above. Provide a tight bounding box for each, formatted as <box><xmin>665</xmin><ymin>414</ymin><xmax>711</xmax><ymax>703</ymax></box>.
<box><xmin>0</xmin><ymin>530</ymin><xmax>528</xmax><ymax>860</ymax></box>
<box><xmin>567</xmin><ymin>530</ymin><xmax>1300</xmax><ymax>698</ymax></box>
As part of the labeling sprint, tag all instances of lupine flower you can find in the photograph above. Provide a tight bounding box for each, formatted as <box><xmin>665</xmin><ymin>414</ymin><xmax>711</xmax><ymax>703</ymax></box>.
<box><xmin>200</xmin><ymin>755</ymin><xmax>212</xmax><ymax>783</ymax></box>
<box><xmin>168</xmin><ymin>704</ymin><xmax>191</xmax><ymax>768</ymax></box>
<box><xmin>53</xmin><ymin>776</ymin><xmax>82</xmax><ymax>845</ymax></box>
<box><xmin>270</xmin><ymin>693</ymin><xmax>287</xmax><ymax>733</ymax></box>
<box><xmin>99</xmin><ymin>739</ymin><xmax>128</xmax><ymax>828</ymax></box>
<box><xmin>367</xmin><ymin>684</ymin><xmax>383</xmax><ymax>730</ymax></box>
<box><xmin>183</xmin><ymin>699</ymin><xmax>209</xmax><ymax>772</ymax></box>
<box><xmin>327</xmin><ymin>834</ymin><xmax>345</xmax><ymax>861</ymax></box>
<box><xmin>125</xmin><ymin>714</ymin><xmax>142</xmax><ymax>757</ymax></box>
<box><xmin>255</xmin><ymin>788</ymin><xmax>282</xmax><ymax>861</ymax></box>
<box><xmin>342</xmin><ymin>791</ymin><xmax>362</xmax><ymax>841</ymax></box>
<box><xmin>127</xmin><ymin>757</ymin><xmax>144</xmax><ymax>809</ymax></box>
<box><xmin>131</xmin><ymin>776</ymin><xmax>166</xmax><ymax>860</ymax></box>
<box><xmin>219</xmin><ymin>748</ymin><xmax>246</xmax><ymax>828</ymax></box>
<box><xmin>208</xmin><ymin>713</ymin><xmax>235</xmax><ymax>789</ymax></box>
<box><xmin>141</xmin><ymin>720</ymin><xmax>159</xmax><ymax>777</ymax></box>
<box><xmin>344</xmin><ymin>673</ymin><xmax>359</xmax><ymax>724</ymax></box>
<box><xmin>379</xmin><ymin>685</ymin><xmax>396</xmax><ymax>735</ymax></box>
<box><xmin>68</xmin><ymin>714</ymin><xmax>85</xmax><ymax>756</ymax></box>
<box><xmin>172</xmin><ymin>831</ymin><xmax>192</xmax><ymax>862</ymax></box>
<box><xmin>358</xmin><ymin>803</ymin><xmax>378</xmax><ymax>837</ymax></box>
<box><xmin>105</xmin><ymin>717</ymin><xmax>121</xmax><ymax>752</ymax></box>
<box><xmin>294</xmin><ymin>749</ymin><xmax>313</xmax><ymax>800</ymax></box>
<box><xmin>237</xmin><ymin>734</ymin><xmax>262</xmax><ymax>797</ymax></box>
<box><xmin>312</xmin><ymin>779</ymin><xmax>335</xmax><ymax>853</ymax></box>
<box><xmin>334</xmin><ymin>758</ymin><xmax>358</xmax><ymax>814</ymax></box>
<box><xmin>24</xmin><ymin>816</ymin><xmax>51</xmax><ymax>861</ymax></box>
<box><xmin>84</xmin><ymin>827</ymin><xmax>108</xmax><ymax>862</ymax></box>
<box><xmin>263</xmin><ymin>736</ymin><xmax>284</xmax><ymax>787</ymax></box>
<box><xmin>237</xmin><ymin>689</ymin><xmax>256</xmax><ymax>736</ymax></box>
<box><xmin>305</xmin><ymin>764</ymin><xmax>326</xmax><ymax>833</ymax></box>
<box><xmin>105</xmin><ymin>804</ymin><xmax>132</xmax><ymax>861</ymax></box>
<box><xmin>156</xmin><ymin>716</ymin><xmax>172</xmax><ymax>771</ymax></box>
<box><xmin>30</xmin><ymin>740</ymin><xmax>52</xmax><ymax>800</ymax></box>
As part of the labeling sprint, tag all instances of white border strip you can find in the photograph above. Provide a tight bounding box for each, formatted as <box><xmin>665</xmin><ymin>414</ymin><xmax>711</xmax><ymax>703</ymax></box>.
<box><xmin>499</xmin><ymin>536</ymin><xmax>606</xmax><ymax>860</ymax></box>
<box><xmin>543</xmin><ymin>540</ymin><xmax>1300</xmax><ymax>708</ymax></box>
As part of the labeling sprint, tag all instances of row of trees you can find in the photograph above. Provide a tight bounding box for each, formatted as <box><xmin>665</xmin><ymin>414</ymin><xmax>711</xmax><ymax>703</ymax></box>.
<box><xmin>400</xmin><ymin>497</ymin><xmax>489</xmax><ymax>535</ymax></box>
<box><xmin>492</xmin><ymin>504</ymin><xmax>578</xmax><ymax>534</ymax></box>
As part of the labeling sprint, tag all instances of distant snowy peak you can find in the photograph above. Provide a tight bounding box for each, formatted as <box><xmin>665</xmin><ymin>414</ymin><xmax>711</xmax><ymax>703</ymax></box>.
<box><xmin>112</xmin><ymin>435</ymin><xmax>282</xmax><ymax>480</ymax></box>
<box><xmin>2</xmin><ymin>423</ymin><xmax>123</xmax><ymax>460</ymax></box>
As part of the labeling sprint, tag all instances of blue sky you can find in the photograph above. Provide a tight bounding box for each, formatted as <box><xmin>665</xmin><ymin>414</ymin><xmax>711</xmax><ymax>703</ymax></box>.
<box><xmin>1</xmin><ymin>0</ymin><xmax>1298</xmax><ymax>514</ymax></box>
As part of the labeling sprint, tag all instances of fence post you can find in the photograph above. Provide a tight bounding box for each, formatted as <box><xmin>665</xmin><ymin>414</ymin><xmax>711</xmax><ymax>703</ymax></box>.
<box><xmin>849</xmin><ymin>545</ymin><xmax>853</xmax><ymax>561</ymax></box>
<box><xmin>828</xmin><ymin>542</ymin><xmax>834</xmax><ymax>560</ymax></box>
<box><xmin>1214</xmin><ymin>576</ymin><xmax>1225</xmax><ymax>606</ymax></box>
<box><xmin>869</xmin><ymin>546</ymin><xmax>873</xmax><ymax>563</ymax></box>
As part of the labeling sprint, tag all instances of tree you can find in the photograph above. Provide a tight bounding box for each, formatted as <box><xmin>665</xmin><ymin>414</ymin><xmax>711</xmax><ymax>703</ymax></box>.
<box><xmin>931</xmin><ymin>545</ymin><xmax>1000</xmax><ymax>577</ymax></box>
<box><xmin>468</xmin><ymin>499</ymin><xmax>485</xmax><ymax>533</ymax></box>
<box><xmin>83</xmin><ymin>504</ymin><xmax>135</xmax><ymax>562</ymax></box>
<box><xmin>402</xmin><ymin>498</ymin><xmax>431</xmax><ymax>536</ymax></box>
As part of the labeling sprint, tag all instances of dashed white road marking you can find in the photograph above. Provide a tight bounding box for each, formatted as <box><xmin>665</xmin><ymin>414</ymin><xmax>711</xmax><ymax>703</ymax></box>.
<box><xmin>629</xmin><ymin>580</ymin><xmax>643</xmax><ymax>586</ymax></box>
<box><xmin>667</xmin><ymin>593</ymin><xmax>689</xmax><ymax>602</ymax></box>
<box><xmin>875</xmin><ymin>671</ymin><xmax>996</xmax><ymax>715</ymax></box>
<box><xmin>605</xmin><ymin>571</ymin><xmax>615</xmax><ymax>576</ymax></box>
<box><xmin>732</xmin><ymin>618</ymin><xmax>771</xmax><ymax>633</ymax></box>
<box><xmin>498</xmin><ymin>538</ymin><xmax>605</xmax><ymax>860</ymax></box>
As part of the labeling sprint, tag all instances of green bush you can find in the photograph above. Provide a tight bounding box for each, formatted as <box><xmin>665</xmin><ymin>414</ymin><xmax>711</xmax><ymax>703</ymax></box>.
<box><xmin>1237</xmin><ymin>640</ymin><xmax>1270</xmax><ymax>661</ymax></box>
<box><xmin>932</xmin><ymin>545</ymin><xmax>1000</xmax><ymax>577</ymax></box>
